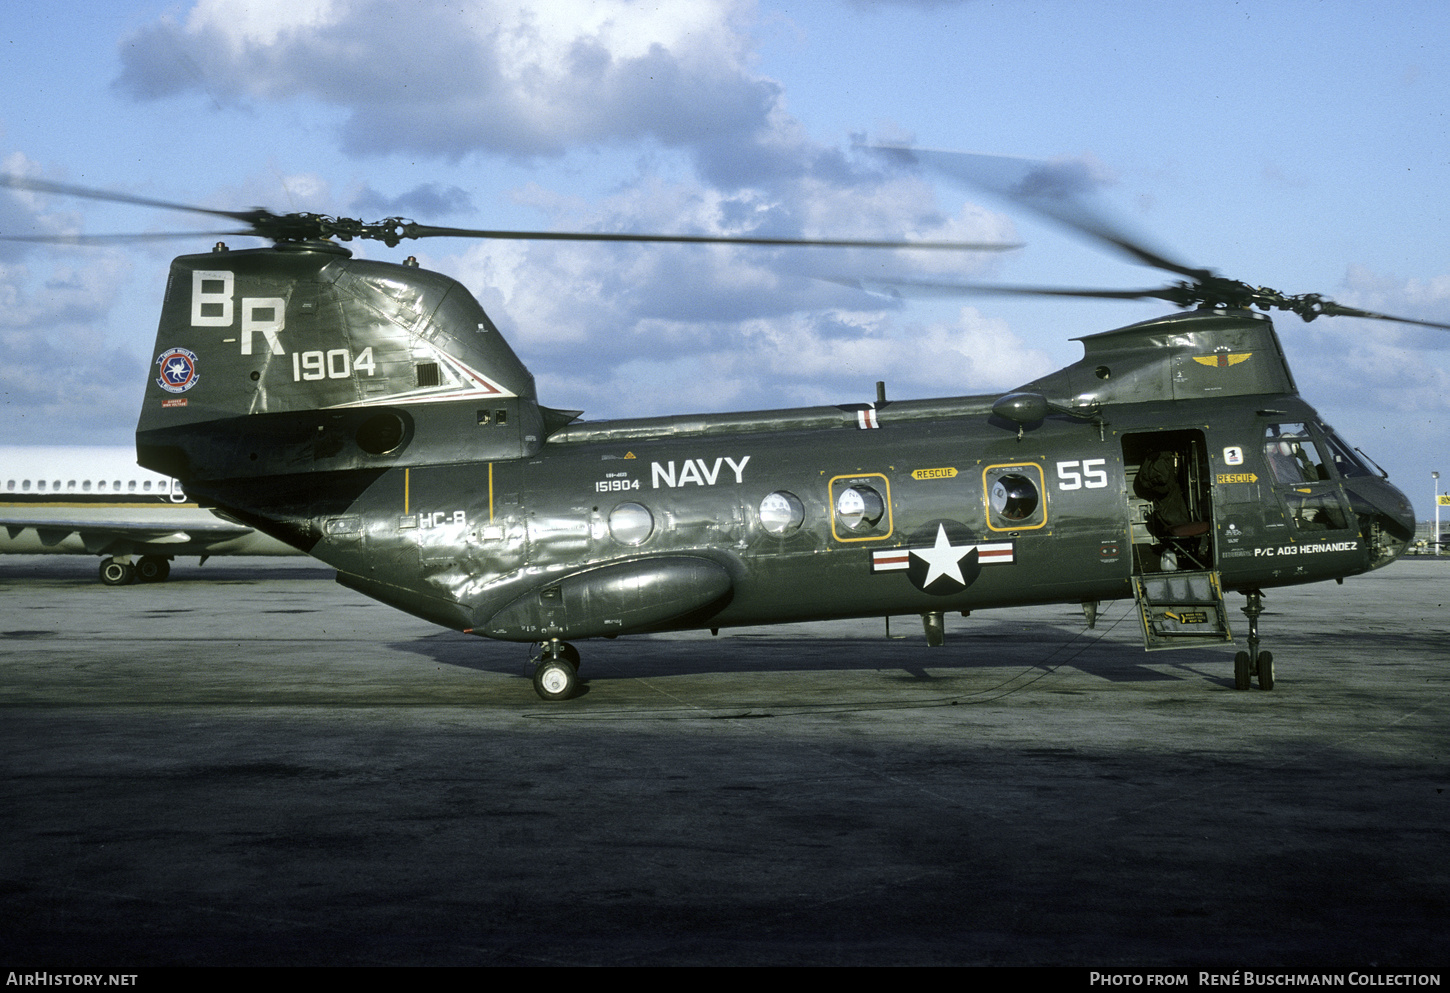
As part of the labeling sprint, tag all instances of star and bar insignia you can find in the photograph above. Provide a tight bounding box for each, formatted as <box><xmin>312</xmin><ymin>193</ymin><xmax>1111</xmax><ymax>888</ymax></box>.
<box><xmin>871</xmin><ymin>523</ymin><xmax>1014</xmax><ymax>595</ymax></box>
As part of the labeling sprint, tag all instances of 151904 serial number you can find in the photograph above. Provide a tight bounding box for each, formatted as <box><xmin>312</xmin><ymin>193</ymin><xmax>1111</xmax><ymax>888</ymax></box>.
<box><xmin>595</xmin><ymin>479</ymin><xmax>641</xmax><ymax>492</ymax></box>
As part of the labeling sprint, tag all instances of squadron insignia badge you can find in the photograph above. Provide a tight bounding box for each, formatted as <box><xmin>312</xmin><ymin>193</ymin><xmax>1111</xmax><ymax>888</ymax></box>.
<box><xmin>155</xmin><ymin>347</ymin><xmax>199</xmax><ymax>394</ymax></box>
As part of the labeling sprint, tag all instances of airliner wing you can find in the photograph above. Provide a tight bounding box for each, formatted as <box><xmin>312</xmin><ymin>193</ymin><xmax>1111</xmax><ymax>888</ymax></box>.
<box><xmin>0</xmin><ymin>516</ymin><xmax>256</xmax><ymax>553</ymax></box>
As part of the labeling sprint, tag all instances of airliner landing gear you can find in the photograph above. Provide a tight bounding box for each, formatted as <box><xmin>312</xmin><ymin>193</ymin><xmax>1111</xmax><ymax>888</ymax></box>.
<box><xmin>1234</xmin><ymin>589</ymin><xmax>1275</xmax><ymax>691</ymax></box>
<box><xmin>99</xmin><ymin>557</ymin><xmax>135</xmax><ymax>586</ymax></box>
<box><xmin>530</xmin><ymin>639</ymin><xmax>581</xmax><ymax>701</ymax></box>
<box><xmin>99</xmin><ymin>555</ymin><xmax>172</xmax><ymax>586</ymax></box>
<box><xmin>136</xmin><ymin>555</ymin><xmax>171</xmax><ymax>583</ymax></box>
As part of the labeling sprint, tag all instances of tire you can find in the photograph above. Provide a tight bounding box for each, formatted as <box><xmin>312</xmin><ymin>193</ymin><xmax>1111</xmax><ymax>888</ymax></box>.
<box><xmin>136</xmin><ymin>556</ymin><xmax>171</xmax><ymax>583</ymax></box>
<box><xmin>1234</xmin><ymin>651</ymin><xmax>1252</xmax><ymax>691</ymax></box>
<box><xmin>1256</xmin><ymin>650</ymin><xmax>1275</xmax><ymax>691</ymax></box>
<box><xmin>533</xmin><ymin>658</ymin><xmax>578</xmax><ymax>701</ymax></box>
<box><xmin>99</xmin><ymin>559</ymin><xmax>135</xmax><ymax>586</ymax></box>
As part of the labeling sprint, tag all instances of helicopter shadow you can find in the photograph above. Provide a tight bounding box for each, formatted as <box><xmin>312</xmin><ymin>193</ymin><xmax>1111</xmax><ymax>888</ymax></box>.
<box><xmin>391</xmin><ymin>615</ymin><xmax>1228</xmax><ymax>690</ymax></box>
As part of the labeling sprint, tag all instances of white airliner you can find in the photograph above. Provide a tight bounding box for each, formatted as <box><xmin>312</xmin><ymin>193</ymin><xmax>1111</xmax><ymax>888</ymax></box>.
<box><xmin>1</xmin><ymin>445</ymin><xmax>296</xmax><ymax>584</ymax></box>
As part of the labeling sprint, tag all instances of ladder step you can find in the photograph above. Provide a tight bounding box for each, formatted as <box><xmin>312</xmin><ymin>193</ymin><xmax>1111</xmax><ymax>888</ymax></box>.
<box><xmin>1134</xmin><ymin>570</ymin><xmax>1234</xmax><ymax>651</ymax></box>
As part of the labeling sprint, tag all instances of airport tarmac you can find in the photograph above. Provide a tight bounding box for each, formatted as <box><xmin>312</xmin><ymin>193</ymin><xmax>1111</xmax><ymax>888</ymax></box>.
<box><xmin>1</xmin><ymin>555</ymin><xmax>1446</xmax><ymax>968</ymax></box>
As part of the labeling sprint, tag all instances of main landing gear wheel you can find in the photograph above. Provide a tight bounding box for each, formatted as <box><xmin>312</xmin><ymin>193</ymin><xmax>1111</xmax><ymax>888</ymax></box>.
<box><xmin>136</xmin><ymin>555</ymin><xmax>171</xmax><ymax>583</ymax></box>
<box><xmin>99</xmin><ymin>557</ymin><xmax>135</xmax><ymax>586</ymax></box>
<box><xmin>1234</xmin><ymin>651</ymin><xmax>1253</xmax><ymax>691</ymax></box>
<box><xmin>1256</xmin><ymin>650</ymin><xmax>1274</xmax><ymax>691</ymax></box>
<box><xmin>1235</xmin><ymin>589</ymin><xmax>1276</xmax><ymax>691</ymax></box>
<box><xmin>530</xmin><ymin>640</ymin><xmax>581</xmax><ymax>701</ymax></box>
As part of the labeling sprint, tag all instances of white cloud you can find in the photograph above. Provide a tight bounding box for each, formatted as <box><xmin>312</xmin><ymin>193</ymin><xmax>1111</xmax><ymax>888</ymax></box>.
<box><xmin>99</xmin><ymin>0</ymin><xmax>1036</xmax><ymax>432</ymax></box>
<box><xmin>115</xmin><ymin>0</ymin><xmax>787</xmax><ymax>184</ymax></box>
<box><xmin>418</xmin><ymin>166</ymin><xmax>1015</xmax><ymax>413</ymax></box>
<box><xmin>1340</xmin><ymin>264</ymin><xmax>1450</xmax><ymax>336</ymax></box>
<box><xmin>526</xmin><ymin>303</ymin><xmax>1053</xmax><ymax>420</ymax></box>
<box><xmin>0</xmin><ymin>251</ymin><xmax>140</xmax><ymax>443</ymax></box>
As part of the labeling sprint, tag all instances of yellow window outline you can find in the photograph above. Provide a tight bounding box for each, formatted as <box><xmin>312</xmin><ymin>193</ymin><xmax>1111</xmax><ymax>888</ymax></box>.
<box><xmin>828</xmin><ymin>472</ymin><xmax>894</xmax><ymax>543</ymax></box>
<box><xmin>982</xmin><ymin>462</ymin><xmax>1048</xmax><ymax>532</ymax></box>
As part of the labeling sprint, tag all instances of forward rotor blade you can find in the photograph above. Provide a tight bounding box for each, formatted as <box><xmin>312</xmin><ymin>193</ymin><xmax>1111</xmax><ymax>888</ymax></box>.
<box><xmin>1303</xmin><ymin>299</ymin><xmax>1450</xmax><ymax>331</ymax></box>
<box><xmin>829</xmin><ymin>275</ymin><xmax>1450</xmax><ymax>331</ymax></box>
<box><xmin>826</xmin><ymin>275</ymin><xmax>1190</xmax><ymax>304</ymax></box>
<box><xmin>867</xmin><ymin>146</ymin><xmax>1210</xmax><ymax>280</ymax></box>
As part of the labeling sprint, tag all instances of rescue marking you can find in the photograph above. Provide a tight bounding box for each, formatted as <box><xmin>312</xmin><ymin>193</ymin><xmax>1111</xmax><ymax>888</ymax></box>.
<box><xmin>912</xmin><ymin>467</ymin><xmax>958</xmax><ymax>480</ymax></box>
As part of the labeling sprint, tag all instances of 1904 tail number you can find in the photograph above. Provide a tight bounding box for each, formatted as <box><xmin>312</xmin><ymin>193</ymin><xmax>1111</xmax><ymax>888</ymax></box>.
<box><xmin>292</xmin><ymin>347</ymin><xmax>376</xmax><ymax>382</ymax></box>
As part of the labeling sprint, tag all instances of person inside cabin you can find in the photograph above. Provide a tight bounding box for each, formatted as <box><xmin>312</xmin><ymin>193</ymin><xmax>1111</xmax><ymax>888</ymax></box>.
<box><xmin>1135</xmin><ymin>451</ymin><xmax>1190</xmax><ymax>528</ymax></box>
<box><xmin>1134</xmin><ymin>450</ymin><xmax>1208</xmax><ymax>569</ymax></box>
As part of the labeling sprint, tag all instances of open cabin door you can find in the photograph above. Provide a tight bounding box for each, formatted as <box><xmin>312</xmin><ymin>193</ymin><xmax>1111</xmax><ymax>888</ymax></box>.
<box><xmin>1123</xmin><ymin>430</ymin><xmax>1234</xmax><ymax>651</ymax></box>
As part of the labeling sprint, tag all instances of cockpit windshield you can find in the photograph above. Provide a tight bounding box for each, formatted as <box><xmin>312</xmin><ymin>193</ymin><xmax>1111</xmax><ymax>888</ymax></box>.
<box><xmin>1263</xmin><ymin>422</ymin><xmax>1374</xmax><ymax>483</ymax></box>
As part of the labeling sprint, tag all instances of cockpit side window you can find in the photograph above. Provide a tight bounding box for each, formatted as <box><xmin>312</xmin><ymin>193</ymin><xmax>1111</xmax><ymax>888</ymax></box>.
<box><xmin>1316</xmin><ymin>423</ymin><xmax>1372</xmax><ymax>479</ymax></box>
<box><xmin>1288</xmin><ymin>492</ymin><xmax>1349</xmax><ymax>531</ymax></box>
<box><xmin>1263</xmin><ymin>423</ymin><xmax>1328</xmax><ymax>484</ymax></box>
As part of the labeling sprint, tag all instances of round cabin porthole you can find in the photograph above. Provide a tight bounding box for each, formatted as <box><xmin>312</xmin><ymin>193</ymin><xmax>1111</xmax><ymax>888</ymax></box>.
<box><xmin>609</xmin><ymin>502</ymin><xmax>654</xmax><ymax>546</ymax></box>
<box><xmin>835</xmin><ymin>485</ymin><xmax>885</xmax><ymax>531</ymax></box>
<box><xmin>990</xmin><ymin>473</ymin><xmax>1039</xmax><ymax>521</ymax></box>
<box><xmin>759</xmin><ymin>490</ymin><xmax>805</xmax><ymax>535</ymax></box>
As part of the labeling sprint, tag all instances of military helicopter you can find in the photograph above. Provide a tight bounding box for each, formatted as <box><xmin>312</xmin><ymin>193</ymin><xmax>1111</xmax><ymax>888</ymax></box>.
<box><xmin>1</xmin><ymin>154</ymin><xmax>1433</xmax><ymax>700</ymax></box>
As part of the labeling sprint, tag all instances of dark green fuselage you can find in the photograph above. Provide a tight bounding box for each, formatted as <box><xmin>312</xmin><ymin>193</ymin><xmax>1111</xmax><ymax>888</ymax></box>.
<box><xmin>135</xmin><ymin>245</ymin><xmax>1415</xmax><ymax>646</ymax></box>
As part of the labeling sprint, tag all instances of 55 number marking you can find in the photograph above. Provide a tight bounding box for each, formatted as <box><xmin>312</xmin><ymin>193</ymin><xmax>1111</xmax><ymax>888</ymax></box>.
<box><xmin>1057</xmin><ymin>458</ymin><xmax>1109</xmax><ymax>491</ymax></box>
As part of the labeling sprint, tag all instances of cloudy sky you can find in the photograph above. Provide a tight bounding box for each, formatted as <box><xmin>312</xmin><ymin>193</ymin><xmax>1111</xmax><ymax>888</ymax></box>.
<box><xmin>2</xmin><ymin>0</ymin><xmax>1448</xmax><ymax>508</ymax></box>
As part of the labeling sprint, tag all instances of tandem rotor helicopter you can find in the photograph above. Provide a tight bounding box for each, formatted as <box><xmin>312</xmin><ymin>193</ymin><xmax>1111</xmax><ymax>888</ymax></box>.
<box><xmin>2</xmin><ymin>150</ymin><xmax>1436</xmax><ymax>700</ymax></box>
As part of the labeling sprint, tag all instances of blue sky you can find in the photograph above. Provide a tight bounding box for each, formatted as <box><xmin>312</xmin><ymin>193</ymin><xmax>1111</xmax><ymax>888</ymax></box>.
<box><xmin>2</xmin><ymin>0</ymin><xmax>1447</xmax><ymax>511</ymax></box>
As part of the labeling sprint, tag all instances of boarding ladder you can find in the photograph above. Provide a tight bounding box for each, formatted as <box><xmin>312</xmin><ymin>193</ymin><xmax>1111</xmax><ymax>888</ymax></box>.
<box><xmin>1133</xmin><ymin>570</ymin><xmax>1234</xmax><ymax>651</ymax></box>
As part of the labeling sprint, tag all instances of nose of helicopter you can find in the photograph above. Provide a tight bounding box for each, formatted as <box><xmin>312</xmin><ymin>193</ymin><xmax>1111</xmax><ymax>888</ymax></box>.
<box><xmin>1343</xmin><ymin>475</ymin><xmax>1417</xmax><ymax>570</ymax></box>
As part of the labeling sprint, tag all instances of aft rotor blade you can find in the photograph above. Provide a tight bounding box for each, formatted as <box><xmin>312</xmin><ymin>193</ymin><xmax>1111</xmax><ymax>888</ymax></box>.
<box><xmin>1</xmin><ymin>174</ymin><xmax>263</xmax><ymax>224</ymax></box>
<box><xmin>2</xmin><ymin>173</ymin><xmax>1021</xmax><ymax>252</ymax></box>
<box><xmin>0</xmin><ymin>230</ymin><xmax>253</xmax><ymax>245</ymax></box>
<box><xmin>867</xmin><ymin>146</ymin><xmax>1210</xmax><ymax>280</ymax></box>
<box><xmin>397</xmin><ymin>222</ymin><xmax>1020</xmax><ymax>252</ymax></box>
